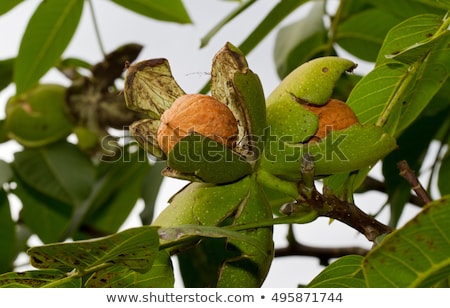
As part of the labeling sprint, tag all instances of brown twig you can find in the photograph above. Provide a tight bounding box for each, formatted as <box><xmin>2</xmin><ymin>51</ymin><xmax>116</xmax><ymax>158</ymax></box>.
<box><xmin>305</xmin><ymin>188</ymin><xmax>393</xmax><ymax>241</ymax></box>
<box><xmin>275</xmin><ymin>225</ymin><xmax>369</xmax><ymax>266</ymax></box>
<box><xmin>275</xmin><ymin>242</ymin><xmax>369</xmax><ymax>266</ymax></box>
<box><xmin>397</xmin><ymin>160</ymin><xmax>432</xmax><ymax>204</ymax></box>
<box><xmin>294</xmin><ymin>154</ymin><xmax>393</xmax><ymax>241</ymax></box>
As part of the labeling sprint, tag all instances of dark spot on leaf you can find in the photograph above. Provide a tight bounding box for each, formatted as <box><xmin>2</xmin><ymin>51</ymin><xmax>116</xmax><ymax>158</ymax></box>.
<box><xmin>31</xmin><ymin>257</ymin><xmax>43</xmax><ymax>264</ymax></box>
<box><xmin>322</xmin><ymin>67</ymin><xmax>329</xmax><ymax>73</ymax></box>
<box><xmin>385</xmin><ymin>244</ymin><xmax>396</xmax><ymax>253</ymax></box>
<box><xmin>402</xmin><ymin>247</ymin><xmax>411</xmax><ymax>256</ymax></box>
<box><xmin>426</xmin><ymin>239</ymin><xmax>436</xmax><ymax>250</ymax></box>
<box><xmin>98</xmin><ymin>245</ymin><xmax>109</xmax><ymax>251</ymax></box>
<box><xmin>425</xmin><ymin>33</ymin><xmax>433</xmax><ymax>38</ymax></box>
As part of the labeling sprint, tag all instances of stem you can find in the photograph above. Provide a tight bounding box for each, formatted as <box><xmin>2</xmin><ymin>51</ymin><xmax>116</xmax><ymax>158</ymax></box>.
<box><xmin>159</xmin><ymin>235</ymin><xmax>200</xmax><ymax>251</ymax></box>
<box><xmin>398</xmin><ymin>160</ymin><xmax>432</xmax><ymax>204</ymax></box>
<box><xmin>297</xmin><ymin>155</ymin><xmax>393</xmax><ymax>241</ymax></box>
<box><xmin>376</xmin><ymin>63</ymin><xmax>418</xmax><ymax>127</ymax></box>
<box><xmin>325</xmin><ymin>0</ymin><xmax>346</xmax><ymax>55</ymax></box>
<box><xmin>436</xmin><ymin>12</ymin><xmax>450</xmax><ymax>37</ymax></box>
<box><xmin>309</xmin><ymin>188</ymin><xmax>393</xmax><ymax>241</ymax></box>
<box><xmin>87</xmin><ymin>0</ymin><xmax>106</xmax><ymax>56</ymax></box>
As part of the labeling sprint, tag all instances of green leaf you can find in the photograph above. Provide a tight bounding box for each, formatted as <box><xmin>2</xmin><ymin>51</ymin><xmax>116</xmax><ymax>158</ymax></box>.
<box><xmin>367</xmin><ymin>0</ymin><xmax>448</xmax><ymax>20</ymax></box>
<box><xmin>140</xmin><ymin>162</ymin><xmax>165</xmax><ymax>225</ymax></box>
<box><xmin>347</xmin><ymin>63</ymin><xmax>408</xmax><ymax>126</ymax></box>
<box><xmin>0</xmin><ymin>269</ymin><xmax>80</xmax><ymax>288</ymax></box>
<box><xmin>376</xmin><ymin>14</ymin><xmax>447</xmax><ymax>66</ymax></box>
<box><xmin>200</xmin><ymin>0</ymin><xmax>256</xmax><ymax>48</ymax></box>
<box><xmin>14</xmin><ymin>176</ymin><xmax>71</xmax><ymax>243</ymax></box>
<box><xmin>423</xmin><ymin>80</ymin><xmax>450</xmax><ymax>116</ymax></box>
<box><xmin>273</xmin><ymin>1</ymin><xmax>328</xmax><ymax>78</ymax></box>
<box><xmin>396</xmin><ymin>35</ymin><xmax>450</xmax><ymax>133</ymax></box>
<box><xmin>85</xmin><ymin>251</ymin><xmax>174</xmax><ymax>287</ymax></box>
<box><xmin>363</xmin><ymin>195</ymin><xmax>450</xmax><ymax>287</ymax></box>
<box><xmin>308</xmin><ymin>255</ymin><xmax>366</xmax><ymax>288</ymax></box>
<box><xmin>0</xmin><ymin>0</ymin><xmax>22</xmax><ymax>16</ymax></box>
<box><xmin>339</xmin><ymin>0</ymin><xmax>372</xmax><ymax>19</ymax></box>
<box><xmin>438</xmin><ymin>152</ymin><xmax>450</xmax><ymax>196</ymax></box>
<box><xmin>14</xmin><ymin>0</ymin><xmax>84</xmax><ymax>94</ymax></box>
<box><xmin>238</xmin><ymin>0</ymin><xmax>309</xmax><ymax>55</ymax></box>
<box><xmin>0</xmin><ymin>190</ymin><xmax>15</xmax><ymax>273</ymax></box>
<box><xmin>0</xmin><ymin>160</ymin><xmax>12</xmax><ymax>184</ymax></box>
<box><xmin>28</xmin><ymin>226</ymin><xmax>160</xmax><ymax>274</ymax></box>
<box><xmin>0</xmin><ymin>120</ymin><xmax>9</xmax><ymax>143</ymax></box>
<box><xmin>12</xmin><ymin>142</ymin><xmax>95</xmax><ymax>206</ymax></box>
<box><xmin>348</xmin><ymin>13</ymin><xmax>450</xmax><ymax>134</ymax></box>
<box><xmin>0</xmin><ymin>58</ymin><xmax>14</xmax><ymax>91</ymax></box>
<box><xmin>158</xmin><ymin>224</ymin><xmax>264</xmax><ymax>249</ymax></box>
<box><xmin>77</xmin><ymin>148</ymin><xmax>152</xmax><ymax>237</ymax></box>
<box><xmin>111</xmin><ymin>0</ymin><xmax>191</xmax><ymax>24</ymax></box>
<box><xmin>336</xmin><ymin>9</ymin><xmax>401</xmax><ymax>62</ymax></box>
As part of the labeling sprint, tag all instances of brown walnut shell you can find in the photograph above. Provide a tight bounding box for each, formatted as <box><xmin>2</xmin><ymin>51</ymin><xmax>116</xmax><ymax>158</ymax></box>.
<box><xmin>157</xmin><ymin>94</ymin><xmax>238</xmax><ymax>154</ymax></box>
<box><xmin>303</xmin><ymin>98</ymin><xmax>359</xmax><ymax>142</ymax></box>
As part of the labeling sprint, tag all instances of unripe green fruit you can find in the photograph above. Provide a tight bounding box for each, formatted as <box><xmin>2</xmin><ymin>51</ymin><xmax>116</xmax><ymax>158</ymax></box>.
<box><xmin>5</xmin><ymin>84</ymin><xmax>74</xmax><ymax>147</ymax></box>
<box><xmin>267</xmin><ymin>57</ymin><xmax>357</xmax><ymax>106</ymax></box>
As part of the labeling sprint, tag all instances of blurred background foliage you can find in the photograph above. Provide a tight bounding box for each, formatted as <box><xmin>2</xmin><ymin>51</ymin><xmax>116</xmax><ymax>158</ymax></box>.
<box><xmin>0</xmin><ymin>0</ymin><xmax>449</xmax><ymax>287</ymax></box>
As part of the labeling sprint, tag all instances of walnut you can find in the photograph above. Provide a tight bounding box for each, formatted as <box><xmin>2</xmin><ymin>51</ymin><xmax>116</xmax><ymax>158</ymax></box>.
<box><xmin>303</xmin><ymin>98</ymin><xmax>359</xmax><ymax>142</ymax></box>
<box><xmin>157</xmin><ymin>94</ymin><xmax>238</xmax><ymax>154</ymax></box>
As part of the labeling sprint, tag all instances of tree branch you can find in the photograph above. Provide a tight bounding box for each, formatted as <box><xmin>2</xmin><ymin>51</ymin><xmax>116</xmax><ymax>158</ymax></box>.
<box><xmin>294</xmin><ymin>154</ymin><xmax>393</xmax><ymax>241</ymax></box>
<box><xmin>275</xmin><ymin>242</ymin><xmax>369</xmax><ymax>266</ymax></box>
<box><xmin>274</xmin><ymin>225</ymin><xmax>369</xmax><ymax>266</ymax></box>
<box><xmin>397</xmin><ymin>160</ymin><xmax>432</xmax><ymax>204</ymax></box>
